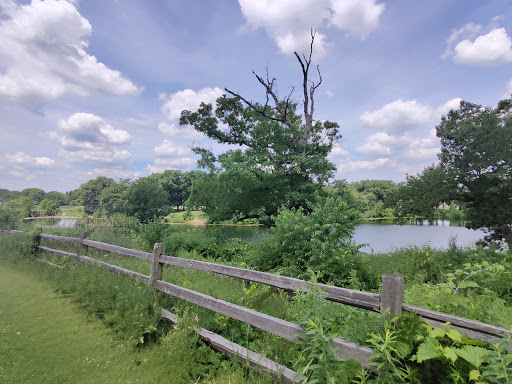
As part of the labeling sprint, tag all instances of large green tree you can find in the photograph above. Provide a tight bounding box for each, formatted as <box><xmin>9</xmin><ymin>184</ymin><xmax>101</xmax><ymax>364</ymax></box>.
<box><xmin>121</xmin><ymin>178</ymin><xmax>170</xmax><ymax>222</ymax></box>
<box><xmin>387</xmin><ymin>165</ymin><xmax>454</xmax><ymax>219</ymax></box>
<box><xmin>79</xmin><ymin>177</ymin><xmax>116</xmax><ymax>214</ymax></box>
<box><xmin>181</xmin><ymin>32</ymin><xmax>340</xmax><ymax>224</ymax></box>
<box><xmin>436</xmin><ymin>98</ymin><xmax>512</xmax><ymax>247</ymax></box>
<box><xmin>146</xmin><ymin>170</ymin><xmax>199</xmax><ymax>210</ymax></box>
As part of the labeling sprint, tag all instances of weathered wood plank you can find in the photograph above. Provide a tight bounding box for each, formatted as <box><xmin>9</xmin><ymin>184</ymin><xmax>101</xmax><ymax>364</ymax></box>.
<box><xmin>158</xmin><ymin>255</ymin><xmax>380</xmax><ymax>311</ymax></box>
<box><xmin>39</xmin><ymin>233</ymin><xmax>80</xmax><ymax>244</ymax></box>
<box><xmin>0</xmin><ymin>229</ymin><xmax>24</xmax><ymax>234</ymax></box>
<box><xmin>421</xmin><ymin>317</ymin><xmax>506</xmax><ymax>345</ymax></box>
<box><xmin>82</xmin><ymin>239</ymin><xmax>152</xmax><ymax>260</ymax></box>
<box><xmin>403</xmin><ymin>304</ymin><xmax>510</xmax><ymax>338</ymax></box>
<box><xmin>149</xmin><ymin>243</ymin><xmax>165</xmax><ymax>290</ymax></box>
<box><xmin>332</xmin><ymin>337</ymin><xmax>374</xmax><ymax>363</ymax></box>
<box><xmin>79</xmin><ymin>255</ymin><xmax>151</xmax><ymax>285</ymax></box>
<box><xmin>381</xmin><ymin>274</ymin><xmax>404</xmax><ymax>317</ymax></box>
<box><xmin>38</xmin><ymin>245</ymin><xmax>78</xmax><ymax>258</ymax></box>
<box><xmin>161</xmin><ymin>309</ymin><xmax>305</xmax><ymax>384</ymax></box>
<box><xmin>155</xmin><ymin>280</ymin><xmax>372</xmax><ymax>367</ymax></box>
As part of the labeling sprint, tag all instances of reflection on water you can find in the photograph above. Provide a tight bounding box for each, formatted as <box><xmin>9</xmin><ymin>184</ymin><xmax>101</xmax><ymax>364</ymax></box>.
<box><xmin>353</xmin><ymin>221</ymin><xmax>486</xmax><ymax>253</ymax></box>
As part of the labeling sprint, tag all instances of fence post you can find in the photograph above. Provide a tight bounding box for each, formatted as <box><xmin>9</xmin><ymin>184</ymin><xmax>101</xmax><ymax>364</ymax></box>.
<box><xmin>149</xmin><ymin>243</ymin><xmax>166</xmax><ymax>290</ymax></box>
<box><xmin>380</xmin><ymin>274</ymin><xmax>404</xmax><ymax>318</ymax></box>
<box><xmin>33</xmin><ymin>228</ymin><xmax>42</xmax><ymax>252</ymax></box>
<box><xmin>77</xmin><ymin>232</ymin><xmax>90</xmax><ymax>257</ymax></box>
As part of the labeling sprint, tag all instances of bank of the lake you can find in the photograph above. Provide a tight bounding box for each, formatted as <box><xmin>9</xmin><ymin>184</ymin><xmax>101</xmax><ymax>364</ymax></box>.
<box><xmin>32</xmin><ymin>217</ymin><xmax>488</xmax><ymax>253</ymax></box>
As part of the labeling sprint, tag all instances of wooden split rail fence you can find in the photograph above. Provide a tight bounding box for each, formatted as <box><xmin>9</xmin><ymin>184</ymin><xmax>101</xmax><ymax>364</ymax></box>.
<box><xmin>2</xmin><ymin>230</ymin><xmax>510</xmax><ymax>383</ymax></box>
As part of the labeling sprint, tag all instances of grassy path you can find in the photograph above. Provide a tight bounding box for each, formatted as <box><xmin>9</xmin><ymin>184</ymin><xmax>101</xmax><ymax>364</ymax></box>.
<box><xmin>0</xmin><ymin>263</ymin><xmax>164</xmax><ymax>383</ymax></box>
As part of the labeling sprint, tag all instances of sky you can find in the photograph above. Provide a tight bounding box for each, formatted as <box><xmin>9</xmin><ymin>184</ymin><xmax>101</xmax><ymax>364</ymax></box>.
<box><xmin>1</xmin><ymin>0</ymin><xmax>512</xmax><ymax>193</ymax></box>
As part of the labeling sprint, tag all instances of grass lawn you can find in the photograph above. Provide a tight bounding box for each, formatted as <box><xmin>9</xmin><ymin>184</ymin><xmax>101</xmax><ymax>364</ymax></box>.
<box><xmin>0</xmin><ymin>263</ymin><xmax>165</xmax><ymax>383</ymax></box>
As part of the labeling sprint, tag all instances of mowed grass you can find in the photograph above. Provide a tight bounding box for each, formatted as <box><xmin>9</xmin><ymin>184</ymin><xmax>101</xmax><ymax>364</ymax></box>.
<box><xmin>0</xmin><ymin>263</ymin><xmax>162</xmax><ymax>383</ymax></box>
<box><xmin>0</xmin><ymin>235</ymin><xmax>273</xmax><ymax>384</ymax></box>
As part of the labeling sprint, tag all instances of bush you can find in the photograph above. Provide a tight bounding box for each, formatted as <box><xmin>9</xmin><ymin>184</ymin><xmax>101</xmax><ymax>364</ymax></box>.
<box><xmin>249</xmin><ymin>196</ymin><xmax>376</xmax><ymax>288</ymax></box>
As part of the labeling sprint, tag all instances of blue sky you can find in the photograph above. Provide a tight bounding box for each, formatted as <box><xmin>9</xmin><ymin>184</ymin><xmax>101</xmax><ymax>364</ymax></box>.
<box><xmin>1</xmin><ymin>0</ymin><xmax>511</xmax><ymax>192</ymax></box>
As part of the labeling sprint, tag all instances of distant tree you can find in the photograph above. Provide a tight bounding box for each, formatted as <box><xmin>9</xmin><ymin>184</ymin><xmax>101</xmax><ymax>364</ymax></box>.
<box><xmin>38</xmin><ymin>199</ymin><xmax>59</xmax><ymax>216</ymax></box>
<box><xmin>21</xmin><ymin>188</ymin><xmax>46</xmax><ymax>204</ymax></box>
<box><xmin>0</xmin><ymin>188</ymin><xmax>21</xmax><ymax>203</ymax></box>
<box><xmin>181</xmin><ymin>31</ymin><xmax>340</xmax><ymax>224</ymax></box>
<box><xmin>79</xmin><ymin>177</ymin><xmax>116</xmax><ymax>214</ymax></box>
<box><xmin>436</xmin><ymin>98</ymin><xmax>512</xmax><ymax>247</ymax></box>
<box><xmin>387</xmin><ymin>165</ymin><xmax>453</xmax><ymax>218</ymax></box>
<box><xmin>122</xmin><ymin>179</ymin><xmax>170</xmax><ymax>222</ymax></box>
<box><xmin>99</xmin><ymin>181</ymin><xmax>130</xmax><ymax>216</ymax></box>
<box><xmin>146</xmin><ymin>170</ymin><xmax>200</xmax><ymax>210</ymax></box>
<box><xmin>6</xmin><ymin>196</ymin><xmax>36</xmax><ymax>218</ymax></box>
<box><xmin>45</xmin><ymin>191</ymin><xmax>68</xmax><ymax>206</ymax></box>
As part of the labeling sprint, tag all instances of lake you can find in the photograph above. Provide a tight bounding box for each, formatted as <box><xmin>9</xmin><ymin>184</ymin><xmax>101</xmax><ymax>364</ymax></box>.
<box><xmin>352</xmin><ymin>220</ymin><xmax>486</xmax><ymax>253</ymax></box>
<box><xmin>47</xmin><ymin>218</ymin><xmax>487</xmax><ymax>254</ymax></box>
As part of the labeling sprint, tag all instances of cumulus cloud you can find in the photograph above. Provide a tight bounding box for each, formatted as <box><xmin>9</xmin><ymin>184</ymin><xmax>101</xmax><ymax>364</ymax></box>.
<box><xmin>238</xmin><ymin>0</ymin><xmax>384</xmax><ymax>55</ymax></box>
<box><xmin>146</xmin><ymin>157</ymin><xmax>196</xmax><ymax>174</ymax></box>
<box><xmin>0</xmin><ymin>0</ymin><xmax>140</xmax><ymax>107</ymax></box>
<box><xmin>154</xmin><ymin>140</ymin><xmax>190</xmax><ymax>157</ymax></box>
<box><xmin>53</xmin><ymin>113</ymin><xmax>134</xmax><ymax>167</ymax></box>
<box><xmin>0</xmin><ymin>152</ymin><xmax>56</xmax><ymax>179</ymax></box>
<box><xmin>330</xmin><ymin>98</ymin><xmax>462</xmax><ymax>180</ymax></box>
<box><xmin>360</xmin><ymin>98</ymin><xmax>461</xmax><ymax>135</ymax></box>
<box><xmin>443</xmin><ymin>20</ymin><xmax>512</xmax><ymax>66</ymax></box>
<box><xmin>360</xmin><ymin>99</ymin><xmax>435</xmax><ymax>134</ymax></box>
<box><xmin>454</xmin><ymin>28</ymin><xmax>512</xmax><ymax>66</ymax></box>
<box><xmin>79</xmin><ymin>167</ymin><xmax>141</xmax><ymax>181</ymax></box>
<box><xmin>148</xmin><ymin>87</ymin><xmax>225</xmax><ymax>174</ymax></box>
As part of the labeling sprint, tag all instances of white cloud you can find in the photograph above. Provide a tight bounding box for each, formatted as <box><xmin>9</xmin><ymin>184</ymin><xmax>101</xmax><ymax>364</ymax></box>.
<box><xmin>58</xmin><ymin>148</ymin><xmax>134</xmax><ymax>166</ymax></box>
<box><xmin>146</xmin><ymin>157</ymin><xmax>196</xmax><ymax>174</ymax></box>
<box><xmin>442</xmin><ymin>22</ymin><xmax>482</xmax><ymax>60</ymax></box>
<box><xmin>360</xmin><ymin>98</ymin><xmax>461</xmax><ymax>135</ymax></box>
<box><xmin>79</xmin><ymin>167</ymin><xmax>141</xmax><ymax>181</ymax></box>
<box><xmin>154</xmin><ymin>140</ymin><xmax>190</xmax><ymax>157</ymax></box>
<box><xmin>0</xmin><ymin>0</ymin><xmax>140</xmax><ymax>107</ymax></box>
<box><xmin>338</xmin><ymin>158</ymin><xmax>391</xmax><ymax>173</ymax></box>
<box><xmin>238</xmin><ymin>0</ymin><xmax>384</xmax><ymax>55</ymax></box>
<box><xmin>360</xmin><ymin>99</ymin><xmax>435</xmax><ymax>134</ymax></box>
<box><xmin>0</xmin><ymin>151</ymin><xmax>56</xmax><ymax>180</ymax></box>
<box><xmin>53</xmin><ymin>113</ymin><xmax>134</xmax><ymax>167</ymax></box>
<box><xmin>454</xmin><ymin>28</ymin><xmax>512</xmax><ymax>66</ymax></box>
<box><xmin>329</xmin><ymin>0</ymin><xmax>385</xmax><ymax>39</ymax></box>
<box><xmin>160</xmin><ymin>87</ymin><xmax>224</xmax><ymax>121</ymax></box>
<box><xmin>157</xmin><ymin>121</ymin><xmax>204</xmax><ymax>140</ymax></box>
<box><xmin>356</xmin><ymin>132</ymin><xmax>410</xmax><ymax>156</ymax></box>
<box><xmin>158</xmin><ymin>87</ymin><xmax>223</xmax><ymax>138</ymax></box>
<box><xmin>55</xmin><ymin>113</ymin><xmax>131</xmax><ymax>148</ymax></box>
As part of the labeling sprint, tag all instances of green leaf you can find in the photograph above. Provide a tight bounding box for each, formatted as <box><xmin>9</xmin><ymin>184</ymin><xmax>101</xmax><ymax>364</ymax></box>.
<box><xmin>413</xmin><ymin>337</ymin><xmax>442</xmax><ymax>363</ymax></box>
<box><xmin>469</xmin><ymin>370</ymin><xmax>481</xmax><ymax>382</ymax></box>
<box><xmin>446</xmin><ymin>328</ymin><xmax>463</xmax><ymax>343</ymax></box>
<box><xmin>458</xmin><ymin>281</ymin><xmax>479</xmax><ymax>289</ymax></box>
<box><xmin>455</xmin><ymin>345</ymin><xmax>491</xmax><ymax>368</ymax></box>
<box><xmin>442</xmin><ymin>346</ymin><xmax>458</xmax><ymax>363</ymax></box>
<box><xmin>429</xmin><ymin>328</ymin><xmax>446</xmax><ymax>339</ymax></box>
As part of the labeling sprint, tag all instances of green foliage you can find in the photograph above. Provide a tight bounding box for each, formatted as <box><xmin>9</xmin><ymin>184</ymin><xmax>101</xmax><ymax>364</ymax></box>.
<box><xmin>121</xmin><ymin>178</ymin><xmax>170</xmax><ymax>223</ymax></box>
<box><xmin>79</xmin><ymin>176</ymin><xmax>116</xmax><ymax>214</ymax></box>
<box><xmin>38</xmin><ymin>199</ymin><xmax>59</xmax><ymax>216</ymax></box>
<box><xmin>44</xmin><ymin>191</ymin><xmax>67</xmax><ymax>206</ymax></box>
<box><xmin>388</xmin><ymin>164</ymin><xmax>454</xmax><ymax>219</ymax></box>
<box><xmin>359</xmin><ymin>313</ymin><xmax>512</xmax><ymax>384</ymax></box>
<box><xmin>437</xmin><ymin>98</ymin><xmax>512</xmax><ymax>247</ymax></box>
<box><xmin>250</xmin><ymin>195</ymin><xmax>373</xmax><ymax>287</ymax></box>
<box><xmin>293</xmin><ymin>279</ymin><xmax>360</xmax><ymax>384</ymax></box>
<box><xmin>146</xmin><ymin>170</ymin><xmax>200</xmax><ymax>210</ymax></box>
<box><xmin>181</xmin><ymin>51</ymin><xmax>340</xmax><ymax>224</ymax></box>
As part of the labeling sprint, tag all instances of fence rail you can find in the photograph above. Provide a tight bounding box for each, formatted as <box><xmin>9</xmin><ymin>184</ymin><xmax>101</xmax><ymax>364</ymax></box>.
<box><xmin>2</xmin><ymin>230</ymin><xmax>510</xmax><ymax>383</ymax></box>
